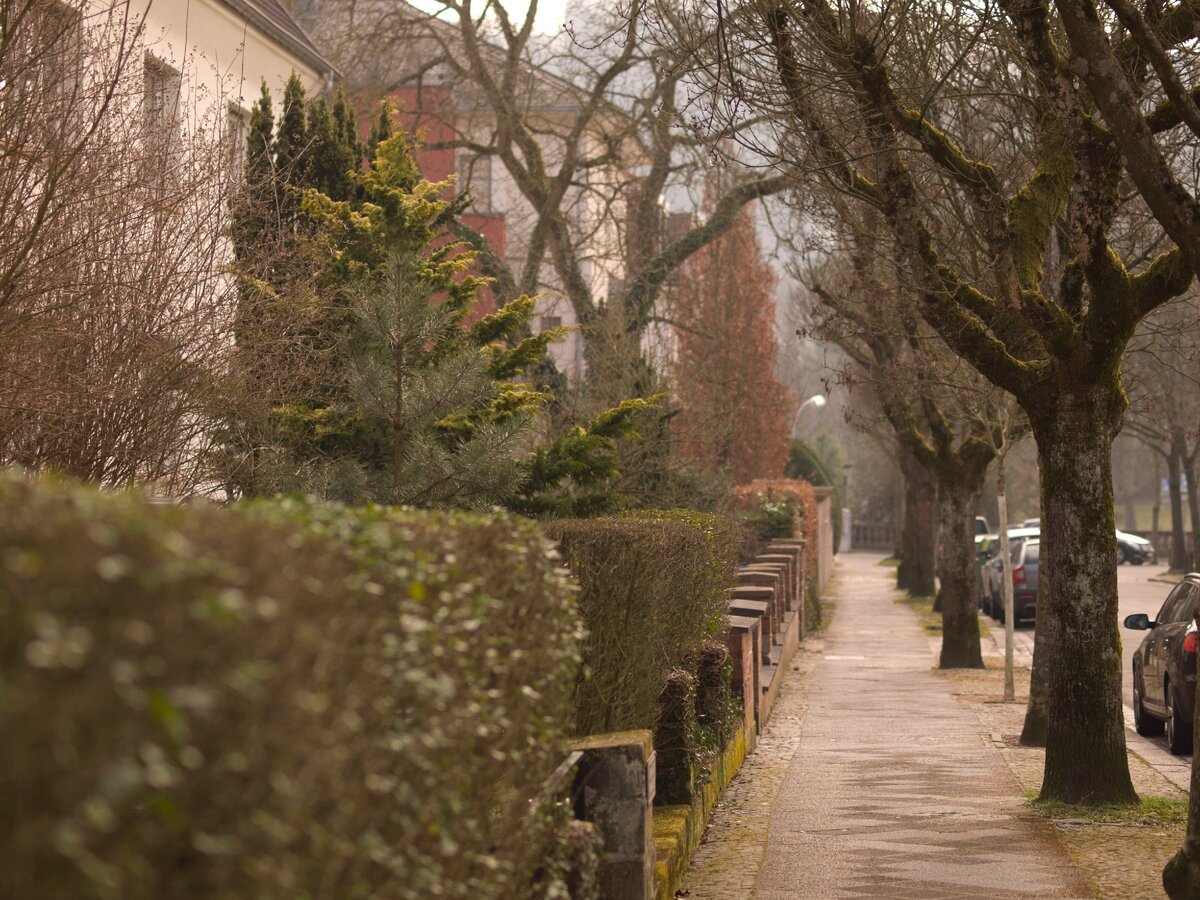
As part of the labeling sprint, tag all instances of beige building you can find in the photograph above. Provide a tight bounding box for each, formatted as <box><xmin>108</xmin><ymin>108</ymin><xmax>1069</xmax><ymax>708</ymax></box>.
<box><xmin>131</xmin><ymin>0</ymin><xmax>336</xmax><ymax>142</ymax></box>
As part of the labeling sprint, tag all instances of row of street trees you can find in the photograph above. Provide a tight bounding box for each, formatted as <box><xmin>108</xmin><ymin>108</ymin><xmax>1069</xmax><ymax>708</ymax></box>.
<box><xmin>636</xmin><ymin>0</ymin><xmax>1200</xmax><ymax>813</ymax></box>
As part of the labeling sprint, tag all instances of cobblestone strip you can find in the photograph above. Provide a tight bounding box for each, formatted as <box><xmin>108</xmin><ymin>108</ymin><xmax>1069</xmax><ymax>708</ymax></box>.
<box><xmin>677</xmin><ymin>621</ymin><xmax>827</xmax><ymax>898</ymax></box>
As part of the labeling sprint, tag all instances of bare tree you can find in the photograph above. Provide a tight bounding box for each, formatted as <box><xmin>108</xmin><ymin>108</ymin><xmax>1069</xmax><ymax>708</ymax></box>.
<box><xmin>802</xmin><ymin>213</ymin><xmax>1023</xmax><ymax>670</ymax></box>
<box><xmin>292</xmin><ymin>0</ymin><xmax>793</xmax><ymax>379</ymax></box>
<box><xmin>1124</xmin><ymin>297</ymin><xmax>1200</xmax><ymax>571</ymax></box>
<box><xmin>646</xmin><ymin>0</ymin><xmax>1196</xmax><ymax>803</ymax></box>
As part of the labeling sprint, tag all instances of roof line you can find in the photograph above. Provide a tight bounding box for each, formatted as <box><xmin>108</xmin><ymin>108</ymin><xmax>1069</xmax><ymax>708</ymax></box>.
<box><xmin>217</xmin><ymin>0</ymin><xmax>340</xmax><ymax>83</ymax></box>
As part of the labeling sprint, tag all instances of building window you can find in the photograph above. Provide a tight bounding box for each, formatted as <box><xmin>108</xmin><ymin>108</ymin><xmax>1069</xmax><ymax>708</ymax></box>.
<box><xmin>223</xmin><ymin>103</ymin><xmax>249</xmax><ymax>182</ymax></box>
<box><xmin>456</xmin><ymin>151</ymin><xmax>492</xmax><ymax>212</ymax></box>
<box><xmin>2</xmin><ymin>0</ymin><xmax>81</xmax><ymax>145</ymax></box>
<box><xmin>143</xmin><ymin>53</ymin><xmax>181</xmax><ymax>173</ymax></box>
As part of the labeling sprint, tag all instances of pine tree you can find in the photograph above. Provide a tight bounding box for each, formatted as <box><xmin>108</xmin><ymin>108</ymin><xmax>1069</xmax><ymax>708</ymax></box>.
<box><xmin>273</xmin><ymin>73</ymin><xmax>308</xmax><ymax>184</ymax></box>
<box><xmin>267</xmin><ymin>133</ymin><xmax>553</xmax><ymax>506</ymax></box>
<box><xmin>306</xmin><ymin>87</ymin><xmax>362</xmax><ymax>202</ymax></box>
<box><xmin>366</xmin><ymin>101</ymin><xmax>394</xmax><ymax>169</ymax></box>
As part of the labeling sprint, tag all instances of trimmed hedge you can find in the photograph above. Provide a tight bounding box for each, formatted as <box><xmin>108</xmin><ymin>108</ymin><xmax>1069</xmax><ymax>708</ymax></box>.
<box><xmin>544</xmin><ymin>511</ymin><xmax>737</xmax><ymax>801</ymax></box>
<box><xmin>0</xmin><ymin>474</ymin><xmax>581</xmax><ymax>899</ymax></box>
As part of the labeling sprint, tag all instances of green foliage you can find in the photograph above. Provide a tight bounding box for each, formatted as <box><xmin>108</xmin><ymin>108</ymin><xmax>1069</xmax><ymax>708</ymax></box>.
<box><xmin>786</xmin><ymin>439</ymin><xmax>835</xmax><ymax>486</ymax></box>
<box><xmin>738</xmin><ymin>490</ymin><xmax>796</xmax><ymax>542</ymax></box>
<box><xmin>786</xmin><ymin>438</ymin><xmax>842</xmax><ymax>551</ymax></box>
<box><xmin>514</xmin><ymin>397</ymin><xmax>664</xmax><ymax>519</ymax></box>
<box><xmin>0</xmin><ymin>472</ymin><xmax>581</xmax><ymax>899</ymax></box>
<box><xmin>272</xmin><ymin>72</ymin><xmax>309</xmax><ymax>182</ymax></box>
<box><xmin>227</xmin><ymin>94</ymin><xmax>652</xmax><ymax>514</ymax></box>
<box><xmin>304</xmin><ymin>87</ymin><xmax>362</xmax><ymax>202</ymax></box>
<box><xmin>283</xmin><ymin>135</ymin><xmax>550</xmax><ymax>505</ymax></box>
<box><xmin>543</xmin><ymin>512</ymin><xmax>737</xmax><ymax>790</ymax></box>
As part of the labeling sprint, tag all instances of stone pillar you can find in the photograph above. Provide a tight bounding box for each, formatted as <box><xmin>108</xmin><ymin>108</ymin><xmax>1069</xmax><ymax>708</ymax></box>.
<box><xmin>740</xmin><ymin>566</ymin><xmax>786</xmax><ymax>636</ymax></box>
<box><xmin>569</xmin><ymin>731</ymin><xmax>656</xmax><ymax>900</ymax></box>
<box><xmin>726</xmin><ymin>614</ymin><xmax>759</xmax><ymax>740</ymax></box>
<box><xmin>731</xmin><ymin>586</ymin><xmax>774</xmax><ymax>654</ymax></box>
<box><xmin>756</xmin><ymin>554</ymin><xmax>796</xmax><ymax>610</ymax></box>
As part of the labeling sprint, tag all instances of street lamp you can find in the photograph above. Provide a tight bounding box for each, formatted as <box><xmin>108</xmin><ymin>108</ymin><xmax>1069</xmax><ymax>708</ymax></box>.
<box><xmin>799</xmin><ymin>393</ymin><xmax>827</xmax><ymax>412</ymax></box>
<box><xmin>792</xmin><ymin>393</ymin><xmax>827</xmax><ymax>437</ymax></box>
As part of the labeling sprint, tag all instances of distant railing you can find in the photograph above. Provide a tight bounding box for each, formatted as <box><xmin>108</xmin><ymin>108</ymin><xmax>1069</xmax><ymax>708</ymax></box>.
<box><xmin>852</xmin><ymin>521</ymin><xmax>894</xmax><ymax>550</ymax></box>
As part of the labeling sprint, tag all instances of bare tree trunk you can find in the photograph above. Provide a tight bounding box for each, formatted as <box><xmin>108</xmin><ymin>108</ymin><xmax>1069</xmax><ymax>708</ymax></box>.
<box><xmin>1186</xmin><ymin>450</ymin><xmax>1200</xmax><ymax>572</ymax></box>
<box><xmin>1155</xmin><ymin>453</ymin><xmax>1164</xmax><ymax>559</ymax></box>
<box><xmin>393</xmin><ymin>341</ymin><xmax>405</xmax><ymax>490</ymax></box>
<box><xmin>1170</xmin><ymin>439</ymin><xmax>1188</xmax><ymax>571</ymax></box>
<box><xmin>937</xmin><ymin>481</ymin><xmax>984</xmax><ymax>669</ymax></box>
<box><xmin>1031</xmin><ymin>396</ymin><xmax>1136</xmax><ymax>804</ymax></box>
<box><xmin>1021</xmin><ymin>593</ymin><xmax>1050</xmax><ymax>746</ymax></box>
<box><xmin>897</xmin><ymin>447</ymin><xmax>936</xmax><ymax>596</ymax></box>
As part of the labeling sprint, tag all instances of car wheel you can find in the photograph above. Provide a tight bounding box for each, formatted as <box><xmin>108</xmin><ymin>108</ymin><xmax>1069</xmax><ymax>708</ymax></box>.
<box><xmin>1167</xmin><ymin>683</ymin><xmax>1193</xmax><ymax>755</ymax></box>
<box><xmin>1133</xmin><ymin>558</ymin><xmax>1144</xmax><ymax>566</ymax></box>
<box><xmin>1133</xmin><ymin>670</ymin><xmax>1164</xmax><ymax>737</ymax></box>
<box><xmin>1119</xmin><ymin>547</ymin><xmax>1129</xmax><ymax>565</ymax></box>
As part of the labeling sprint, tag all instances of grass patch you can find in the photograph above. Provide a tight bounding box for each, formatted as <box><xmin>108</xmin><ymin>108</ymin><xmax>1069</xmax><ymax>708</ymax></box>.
<box><xmin>1024</xmin><ymin>791</ymin><xmax>1187</xmax><ymax>827</ymax></box>
<box><xmin>816</xmin><ymin>598</ymin><xmax>836</xmax><ymax>632</ymax></box>
<box><xmin>878</xmin><ymin>556</ymin><xmax>900</xmax><ymax>567</ymax></box>
<box><xmin>897</xmin><ymin>592</ymin><xmax>993</xmax><ymax>641</ymax></box>
<box><xmin>898</xmin><ymin>592</ymin><xmax>942</xmax><ymax>635</ymax></box>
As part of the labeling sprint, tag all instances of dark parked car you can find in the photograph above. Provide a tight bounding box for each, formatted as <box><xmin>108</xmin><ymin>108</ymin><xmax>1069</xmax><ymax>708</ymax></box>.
<box><xmin>1125</xmin><ymin>574</ymin><xmax>1200</xmax><ymax>754</ymax></box>
<box><xmin>975</xmin><ymin>534</ymin><xmax>999</xmax><ymax>612</ymax></box>
<box><xmin>1116</xmin><ymin>530</ymin><xmax>1157</xmax><ymax>565</ymax></box>
<box><xmin>981</xmin><ymin>527</ymin><xmax>1039</xmax><ymax>620</ymax></box>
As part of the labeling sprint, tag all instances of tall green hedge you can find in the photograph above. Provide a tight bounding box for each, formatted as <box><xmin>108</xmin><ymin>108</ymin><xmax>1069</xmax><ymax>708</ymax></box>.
<box><xmin>0</xmin><ymin>474</ymin><xmax>581</xmax><ymax>899</ymax></box>
<box><xmin>544</xmin><ymin>511</ymin><xmax>736</xmax><ymax>737</ymax></box>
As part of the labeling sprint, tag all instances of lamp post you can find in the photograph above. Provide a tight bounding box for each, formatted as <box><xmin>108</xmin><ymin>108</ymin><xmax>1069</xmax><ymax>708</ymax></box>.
<box><xmin>792</xmin><ymin>393</ymin><xmax>826</xmax><ymax>437</ymax></box>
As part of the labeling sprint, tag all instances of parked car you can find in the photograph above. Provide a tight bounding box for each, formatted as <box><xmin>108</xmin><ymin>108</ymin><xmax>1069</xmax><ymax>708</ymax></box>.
<box><xmin>1022</xmin><ymin>517</ymin><xmax>1040</xmax><ymax>527</ymax></box>
<box><xmin>984</xmin><ymin>528</ymin><xmax>1041</xmax><ymax>619</ymax></box>
<box><xmin>1116</xmin><ymin>530</ymin><xmax>1157</xmax><ymax>565</ymax></box>
<box><xmin>1125</xmin><ymin>574</ymin><xmax>1200</xmax><ymax>754</ymax></box>
<box><xmin>975</xmin><ymin>515</ymin><xmax>991</xmax><ymax>536</ymax></box>
<box><xmin>976</xmin><ymin>534</ymin><xmax>1000</xmax><ymax>614</ymax></box>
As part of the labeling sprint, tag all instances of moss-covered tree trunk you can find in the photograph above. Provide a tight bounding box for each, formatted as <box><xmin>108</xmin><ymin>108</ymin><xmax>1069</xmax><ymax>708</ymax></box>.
<box><xmin>898</xmin><ymin>448</ymin><xmax>936</xmax><ymax>596</ymax></box>
<box><xmin>1164</xmin><ymin>647</ymin><xmax>1200</xmax><ymax>898</ymax></box>
<box><xmin>937</xmin><ymin>480</ymin><xmax>985</xmax><ymax>669</ymax></box>
<box><xmin>1020</xmin><ymin>586</ymin><xmax>1050</xmax><ymax>746</ymax></box>
<box><xmin>1031</xmin><ymin>390</ymin><xmax>1137</xmax><ymax>804</ymax></box>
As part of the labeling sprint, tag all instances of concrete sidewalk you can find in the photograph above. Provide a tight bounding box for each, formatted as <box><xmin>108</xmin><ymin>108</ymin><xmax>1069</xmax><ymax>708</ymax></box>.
<box><xmin>681</xmin><ymin>551</ymin><xmax>1093</xmax><ymax>899</ymax></box>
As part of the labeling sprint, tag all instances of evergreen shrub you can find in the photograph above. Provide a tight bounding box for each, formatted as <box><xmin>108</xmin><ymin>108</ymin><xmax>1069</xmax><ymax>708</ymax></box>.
<box><xmin>0</xmin><ymin>473</ymin><xmax>581</xmax><ymax>899</ymax></box>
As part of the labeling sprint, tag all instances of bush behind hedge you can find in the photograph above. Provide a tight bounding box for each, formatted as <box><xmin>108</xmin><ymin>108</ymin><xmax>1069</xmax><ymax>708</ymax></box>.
<box><xmin>732</xmin><ymin>479</ymin><xmax>821</xmax><ymax>627</ymax></box>
<box><xmin>0</xmin><ymin>474</ymin><xmax>581</xmax><ymax>899</ymax></box>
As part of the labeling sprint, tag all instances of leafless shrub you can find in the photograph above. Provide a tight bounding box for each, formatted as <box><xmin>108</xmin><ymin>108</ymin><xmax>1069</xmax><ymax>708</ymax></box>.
<box><xmin>0</xmin><ymin>0</ymin><xmax>238</xmax><ymax>492</ymax></box>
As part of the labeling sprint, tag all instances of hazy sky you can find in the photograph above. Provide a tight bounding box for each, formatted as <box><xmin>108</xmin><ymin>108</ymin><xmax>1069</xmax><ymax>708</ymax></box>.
<box><xmin>407</xmin><ymin>0</ymin><xmax>574</xmax><ymax>35</ymax></box>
